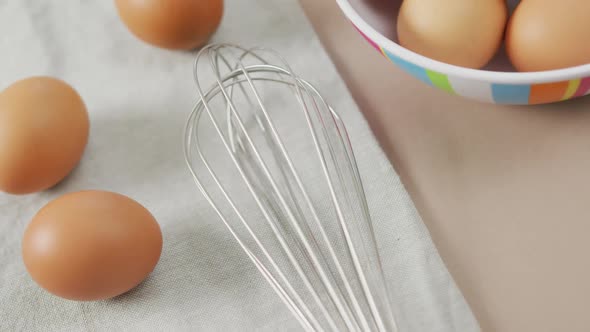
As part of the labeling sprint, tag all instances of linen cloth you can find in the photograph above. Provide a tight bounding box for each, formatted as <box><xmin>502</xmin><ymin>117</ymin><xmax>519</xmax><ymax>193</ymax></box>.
<box><xmin>0</xmin><ymin>0</ymin><xmax>479</xmax><ymax>331</ymax></box>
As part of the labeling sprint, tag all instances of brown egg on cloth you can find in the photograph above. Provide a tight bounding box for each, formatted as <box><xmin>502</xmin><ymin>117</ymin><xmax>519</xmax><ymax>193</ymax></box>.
<box><xmin>506</xmin><ymin>0</ymin><xmax>590</xmax><ymax>72</ymax></box>
<box><xmin>397</xmin><ymin>0</ymin><xmax>507</xmax><ymax>69</ymax></box>
<box><xmin>0</xmin><ymin>77</ymin><xmax>89</xmax><ymax>195</ymax></box>
<box><xmin>22</xmin><ymin>190</ymin><xmax>163</xmax><ymax>301</ymax></box>
<box><xmin>115</xmin><ymin>0</ymin><xmax>224</xmax><ymax>50</ymax></box>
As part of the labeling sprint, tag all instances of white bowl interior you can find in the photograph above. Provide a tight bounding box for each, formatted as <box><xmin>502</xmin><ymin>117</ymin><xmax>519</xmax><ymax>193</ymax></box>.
<box><xmin>349</xmin><ymin>0</ymin><xmax>522</xmax><ymax>72</ymax></box>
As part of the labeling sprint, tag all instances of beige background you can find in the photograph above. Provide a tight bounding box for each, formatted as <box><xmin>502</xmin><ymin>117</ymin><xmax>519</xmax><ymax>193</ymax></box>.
<box><xmin>301</xmin><ymin>0</ymin><xmax>590</xmax><ymax>331</ymax></box>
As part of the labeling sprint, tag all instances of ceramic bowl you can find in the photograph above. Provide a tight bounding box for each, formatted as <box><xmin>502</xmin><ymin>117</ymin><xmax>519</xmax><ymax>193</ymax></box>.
<box><xmin>335</xmin><ymin>0</ymin><xmax>590</xmax><ymax>105</ymax></box>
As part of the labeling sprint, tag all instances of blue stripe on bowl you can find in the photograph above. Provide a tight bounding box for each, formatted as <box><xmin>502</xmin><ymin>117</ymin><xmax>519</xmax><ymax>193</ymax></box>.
<box><xmin>491</xmin><ymin>84</ymin><xmax>531</xmax><ymax>104</ymax></box>
<box><xmin>382</xmin><ymin>50</ymin><xmax>432</xmax><ymax>85</ymax></box>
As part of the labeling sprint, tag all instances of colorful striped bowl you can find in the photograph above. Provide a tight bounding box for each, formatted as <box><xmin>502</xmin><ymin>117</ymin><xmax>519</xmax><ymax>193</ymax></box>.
<box><xmin>335</xmin><ymin>0</ymin><xmax>590</xmax><ymax>105</ymax></box>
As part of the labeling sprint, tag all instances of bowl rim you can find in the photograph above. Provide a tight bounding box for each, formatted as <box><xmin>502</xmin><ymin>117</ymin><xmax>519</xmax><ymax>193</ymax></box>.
<box><xmin>336</xmin><ymin>0</ymin><xmax>590</xmax><ymax>85</ymax></box>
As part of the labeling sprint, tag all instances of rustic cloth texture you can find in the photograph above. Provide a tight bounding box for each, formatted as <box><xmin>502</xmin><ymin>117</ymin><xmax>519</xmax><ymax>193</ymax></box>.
<box><xmin>0</xmin><ymin>1</ymin><xmax>478</xmax><ymax>331</ymax></box>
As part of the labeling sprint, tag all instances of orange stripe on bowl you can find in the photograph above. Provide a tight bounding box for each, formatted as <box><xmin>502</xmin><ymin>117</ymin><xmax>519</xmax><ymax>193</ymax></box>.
<box><xmin>529</xmin><ymin>81</ymin><xmax>570</xmax><ymax>104</ymax></box>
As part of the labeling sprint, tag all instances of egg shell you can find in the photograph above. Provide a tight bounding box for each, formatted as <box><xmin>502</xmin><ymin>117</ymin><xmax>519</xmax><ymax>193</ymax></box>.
<box><xmin>0</xmin><ymin>77</ymin><xmax>89</xmax><ymax>194</ymax></box>
<box><xmin>397</xmin><ymin>0</ymin><xmax>507</xmax><ymax>69</ymax></box>
<box><xmin>22</xmin><ymin>190</ymin><xmax>163</xmax><ymax>301</ymax></box>
<box><xmin>506</xmin><ymin>0</ymin><xmax>590</xmax><ymax>72</ymax></box>
<box><xmin>115</xmin><ymin>0</ymin><xmax>224</xmax><ymax>50</ymax></box>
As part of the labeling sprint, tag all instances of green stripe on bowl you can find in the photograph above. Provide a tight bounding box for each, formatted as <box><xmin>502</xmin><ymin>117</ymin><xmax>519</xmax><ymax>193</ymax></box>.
<box><xmin>425</xmin><ymin>70</ymin><xmax>454</xmax><ymax>94</ymax></box>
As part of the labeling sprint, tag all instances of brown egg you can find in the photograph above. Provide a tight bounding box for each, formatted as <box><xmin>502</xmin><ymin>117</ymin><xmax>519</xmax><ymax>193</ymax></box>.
<box><xmin>0</xmin><ymin>77</ymin><xmax>89</xmax><ymax>195</ymax></box>
<box><xmin>397</xmin><ymin>0</ymin><xmax>507</xmax><ymax>69</ymax></box>
<box><xmin>506</xmin><ymin>0</ymin><xmax>590</xmax><ymax>72</ymax></box>
<box><xmin>115</xmin><ymin>0</ymin><xmax>223</xmax><ymax>50</ymax></box>
<box><xmin>22</xmin><ymin>190</ymin><xmax>163</xmax><ymax>301</ymax></box>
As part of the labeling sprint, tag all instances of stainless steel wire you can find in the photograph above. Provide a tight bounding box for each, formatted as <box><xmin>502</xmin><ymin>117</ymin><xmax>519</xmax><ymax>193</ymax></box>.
<box><xmin>184</xmin><ymin>43</ymin><xmax>398</xmax><ymax>332</ymax></box>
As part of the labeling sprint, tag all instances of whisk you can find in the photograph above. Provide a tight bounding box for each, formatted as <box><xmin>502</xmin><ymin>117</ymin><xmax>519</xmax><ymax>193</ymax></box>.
<box><xmin>184</xmin><ymin>44</ymin><xmax>398</xmax><ymax>332</ymax></box>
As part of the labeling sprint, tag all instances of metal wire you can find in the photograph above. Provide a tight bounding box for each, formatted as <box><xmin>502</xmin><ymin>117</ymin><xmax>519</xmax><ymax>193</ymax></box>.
<box><xmin>184</xmin><ymin>44</ymin><xmax>398</xmax><ymax>332</ymax></box>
